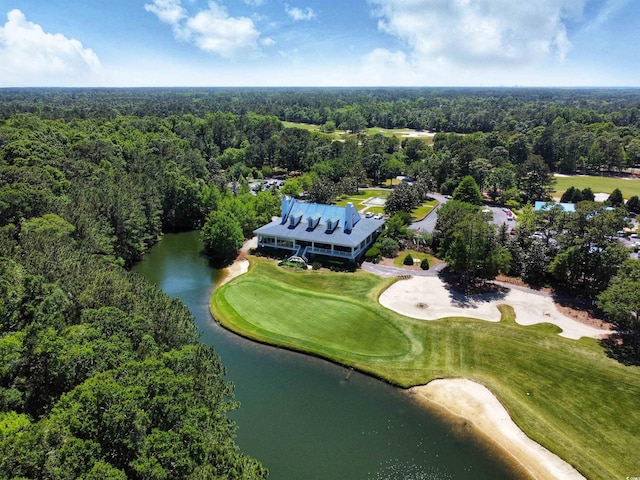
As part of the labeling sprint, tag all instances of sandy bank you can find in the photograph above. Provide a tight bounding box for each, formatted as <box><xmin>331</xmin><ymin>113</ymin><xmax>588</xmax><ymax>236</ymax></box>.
<box><xmin>409</xmin><ymin>379</ymin><xmax>584</xmax><ymax>480</ymax></box>
<box><xmin>217</xmin><ymin>237</ymin><xmax>256</xmax><ymax>287</ymax></box>
<box><xmin>379</xmin><ymin>276</ymin><xmax>611</xmax><ymax>340</ymax></box>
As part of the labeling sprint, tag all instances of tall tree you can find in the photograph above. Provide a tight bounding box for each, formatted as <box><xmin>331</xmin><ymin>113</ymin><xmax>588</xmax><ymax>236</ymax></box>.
<box><xmin>598</xmin><ymin>259</ymin><xmax>640</xmax><ymax>361</ymax></box>
<box><xmin>201</xmin><ymin>211</ymin><xmax>244</xmax><ymax>266</ymax></box>
<box><xmin>452</xmin><ymin>175</ymin><xmax>483</xmax><ymax>205</ymax></box>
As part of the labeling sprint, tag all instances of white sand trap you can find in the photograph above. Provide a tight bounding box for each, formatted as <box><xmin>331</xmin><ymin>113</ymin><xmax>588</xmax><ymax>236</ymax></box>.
<box><xmin>593</xmin><ymin>192</ymin><xmax>610</xmax><ymax>202</ymax></box>
<box><xmin>411</xmin><ymin>379</ymin><xmax>585</xmax><ymax>480</ymax></box>
<box><xmin>379</xmin><ymin>276</ymin><xmax>611</xmax><ymax>340</ymax></box>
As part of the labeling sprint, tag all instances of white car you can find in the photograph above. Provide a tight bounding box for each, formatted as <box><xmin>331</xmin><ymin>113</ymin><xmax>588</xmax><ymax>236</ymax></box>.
<box><xmin>365</xmin><ymin>212</ymin><xmax>373</xmax><ymax>218</ymax></box>
<box><xmin>373</xmin><ymin>213</ymin><xmax>383</xmax><ymax>220</ymax></box>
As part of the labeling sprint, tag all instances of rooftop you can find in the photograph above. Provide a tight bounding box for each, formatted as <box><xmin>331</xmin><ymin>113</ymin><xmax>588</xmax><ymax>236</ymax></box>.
<box><xmin>254</xmin><ymin>197</ymin><xmax>385</xmax><ymax>247</ymax></box>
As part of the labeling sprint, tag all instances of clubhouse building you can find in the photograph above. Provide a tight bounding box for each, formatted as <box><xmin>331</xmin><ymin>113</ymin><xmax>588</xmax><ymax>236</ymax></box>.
<box><xmin>254</xmin><ymin>197</ymin><xmax>385</xmax><ymax>263</ymax></box>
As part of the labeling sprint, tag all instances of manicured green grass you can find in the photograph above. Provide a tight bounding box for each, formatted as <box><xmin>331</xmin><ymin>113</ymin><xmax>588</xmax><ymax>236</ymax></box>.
<box><xmin>412</xmin><ymin>199</ymin><xmax>437</xmax><ymax>220</ymax></box>
<box><xmin>334</xmin><ymin>189</ymin><xmax>392</xmax><ymax>209</ymax></box>
<box><xmin>392</xmin><ymin>250</ymin><xmax>439</xmax><ymax>268</ymax></box>
<box><xmin>211</xmin><ymin>258</ymin><xmax>640</xmax><ymax>480</ymax></box>
<box><xmin>335</xmin><ymin>191</ymin><xmax>435</xmax><ymax>221</ymax></box>
<box><xmin>553</xmin><ymin>175</ymin><xmax>640</xmax><ymax>199</ymax></box>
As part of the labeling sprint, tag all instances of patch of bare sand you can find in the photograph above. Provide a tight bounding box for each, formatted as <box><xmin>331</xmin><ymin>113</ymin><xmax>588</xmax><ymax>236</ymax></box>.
<box><xmin>217</xmin><ymin>237</ymin><xmax>256</xmax><ymax>287</ymax></box>
<box><xmin>379</xmin><ymin>276</ymin><xmax>611</xmax><ymax>339</ymax></box>
<box><xmin>409</xmin><ymin>379</ymin><xmax>584</xmax><ymax>480</ymax></box>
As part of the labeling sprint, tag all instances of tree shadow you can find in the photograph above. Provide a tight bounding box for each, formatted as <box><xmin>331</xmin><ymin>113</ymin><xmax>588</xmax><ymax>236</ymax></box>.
<box><xmin>439</xmin><ymin>272</ymin><xmax>509</xmax><ymax>308</ymax></box>
<box><xmin>600</xmin><ymin>333</ymin><xmax>640</xmax><ymax>366</ymax></box>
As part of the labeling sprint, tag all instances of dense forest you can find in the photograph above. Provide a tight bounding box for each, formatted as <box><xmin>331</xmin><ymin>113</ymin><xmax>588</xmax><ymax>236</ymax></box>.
<box><xmin>2</xmin><ymin>87</ymin><xmax>640</xmax><ymax>477</ymax></box>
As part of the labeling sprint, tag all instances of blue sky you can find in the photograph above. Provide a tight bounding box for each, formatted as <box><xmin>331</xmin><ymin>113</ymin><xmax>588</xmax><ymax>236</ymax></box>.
<box><xmin>0</xmin><ymin>0</ymin><xmax>638</xmax><ymax>87</ymax></box>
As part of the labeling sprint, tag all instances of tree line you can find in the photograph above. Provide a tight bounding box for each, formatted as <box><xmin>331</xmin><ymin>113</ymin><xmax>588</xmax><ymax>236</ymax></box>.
<box><xmin>0</xmin><ymin>106</ymin><xmax>271</xmax><ymax>476</ymax></box>
<box><xmin>2</xmin><ymin>87</ymin><xmax>640</xmax><ymax>477</ymax></box>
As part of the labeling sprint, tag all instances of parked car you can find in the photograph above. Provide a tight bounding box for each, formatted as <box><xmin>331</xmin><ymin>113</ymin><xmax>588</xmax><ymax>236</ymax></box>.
<box><xmin>373</xmin><ymin>213</ymin><xmax>383</xmax><ymax>220</ymax></box>
<box><xmin>365</xmin><ymin>212</ymin><xmax>373</xmax><ymax>218</ymax></box>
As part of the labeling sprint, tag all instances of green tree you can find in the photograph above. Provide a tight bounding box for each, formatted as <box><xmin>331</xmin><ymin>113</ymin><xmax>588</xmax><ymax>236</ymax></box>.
<box><xmin>607</xmin><ymin>188</ymin><xmax>624</xmax><ymax>207</ymax></box>
<box><xmin>516</xmin><ymin>156</ymin><xmax>555</xmax><ymax>202</ymax></box>
<box><xmin>452</xmin><ymin>175</ymin><xmax>482</xmax><ymax>205</ymax></box>
<box><xmin>550</xmin><ymin>203</ymin><xmax>629</xmax><ymax>298</ymax></box>
<box><xmin>597</xmin><ymin>259</ymin><xmax>640</xmax><ymax>361</ymax></box>
<box><xmin>443</xmin><ymin>212</ymin><xmax>511</xmax><ymax>290</ymax></box>
<box><xmin>201</xmin><ymin>211</ymin><xmax>244</xmax><ymax>266</ymax></box>
<box><xmin>626</xmin><ymin>195</ymin><xmax>640</xmax><ymax>213</ymax></box>
<box><xmin>384</xmin><ymin>182</ymin><xmax>417</xmax><ymax>215</ymax></box>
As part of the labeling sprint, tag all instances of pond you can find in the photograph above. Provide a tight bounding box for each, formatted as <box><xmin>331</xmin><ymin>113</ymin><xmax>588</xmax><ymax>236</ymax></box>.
<box><xmin>133</xmin><ymin>231</ymin><xmax>520</xmax><ymax>479</ymax></box>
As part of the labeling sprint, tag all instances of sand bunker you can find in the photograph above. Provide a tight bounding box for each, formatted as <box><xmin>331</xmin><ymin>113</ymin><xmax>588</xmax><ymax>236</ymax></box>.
<box><xmin>379</xmin><ymin>276</ymin><xmax>611</xmax><ymax>340</ymax></box>
<box><xmin>410</xmin><ymin>379</ymin><xmax>585</xmax><ymax>480</ymax></box>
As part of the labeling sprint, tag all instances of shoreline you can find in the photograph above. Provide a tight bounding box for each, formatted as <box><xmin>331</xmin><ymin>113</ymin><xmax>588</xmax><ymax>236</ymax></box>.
<box><xmin>218</xmin><ymin>252</ymin><xmax>587</xmax><ymax>479</ymax></box>
<box><xmin>408</xmin><ymin>379</ymin><xmax>584</xmax><ymax>480</ymax></box>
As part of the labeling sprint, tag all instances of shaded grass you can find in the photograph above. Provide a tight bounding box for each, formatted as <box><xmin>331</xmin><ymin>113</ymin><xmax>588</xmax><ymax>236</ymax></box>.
<box><xmin>553</xmin><ymin>175</ymin><xmax>640</xmax><ymax>199</ymax></box>
<box><xmin>211</xmin><ymin>258</ymin><xmax>640</xmax><ymax>480</ymax></box>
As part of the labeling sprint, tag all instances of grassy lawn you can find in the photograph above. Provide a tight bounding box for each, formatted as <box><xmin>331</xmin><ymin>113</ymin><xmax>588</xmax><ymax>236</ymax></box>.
<box><xmin>211</xmin><ymin>258</ymin><xmax>640</xmax><ymax>480</ymax></box>
<box><xmin>392</xmin><ymin>249</ymin><xmax>440</xmax><ymax>268</ymax></box>
<box><xmin>335</xmin><ymin>191</ymin><xmax>436</xmax><ymax>221</ymax></box>
<box><xmin>334</xmin><ymin>189</ymin><xmax>392</xmax><ymax>209</ymax></box>
<box><xmin>412</xmin><ymin>199</ymin><xmax>437</xmax><ymax>220</ymax></box>
<box><xmin>554</xmin><ymin>175</ymin><xmax>640</xmax><ymax>199</ymax></box>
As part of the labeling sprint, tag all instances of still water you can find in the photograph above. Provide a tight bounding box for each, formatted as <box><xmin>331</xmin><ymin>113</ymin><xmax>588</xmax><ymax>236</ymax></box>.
<box><xmin>133</xmin><ymin>232</ymin><xmax>518</xmax><ymax>479</ymax></box>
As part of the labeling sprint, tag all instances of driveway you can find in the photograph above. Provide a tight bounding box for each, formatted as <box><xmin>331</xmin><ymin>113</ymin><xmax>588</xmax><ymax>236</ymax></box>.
<box><xmin>410</xmin><ymin>193</ymin><xmax>448</xmax><ymax>233</ymax></box>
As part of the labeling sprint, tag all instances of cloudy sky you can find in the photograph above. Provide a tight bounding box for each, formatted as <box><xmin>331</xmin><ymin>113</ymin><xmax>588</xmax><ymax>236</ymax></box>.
<box><xmin>0</xmin><ymin>0</ymin><xmax>638</xmax><ymax>87</ymax></box>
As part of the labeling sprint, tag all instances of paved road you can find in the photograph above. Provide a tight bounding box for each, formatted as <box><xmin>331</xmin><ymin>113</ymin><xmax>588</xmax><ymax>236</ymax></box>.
<box><xmin>361</xmin><ymin>261</ymin><xmax>446</xmax><ymax>277</ymax></box>
<box><xmin>409</xmin><ymin>194</ymin><xmax>516</xmax><ymax>234</ymax></box>
<box><xmin>410</xmin><ymin>193</ymin><xmax>448</xmax><ymax>233</ymax></box>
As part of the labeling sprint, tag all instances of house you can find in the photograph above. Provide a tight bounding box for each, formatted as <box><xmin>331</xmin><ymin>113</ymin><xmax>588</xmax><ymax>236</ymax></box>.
<box><xmin>534</xmin><ymin>201</ymin><xmax>576</xmax><ymax>213</ymax></box>
<box><xmin>254</xmin><ymin>197</ymin><xmax>385</xmax><ymax>262</ymax></box>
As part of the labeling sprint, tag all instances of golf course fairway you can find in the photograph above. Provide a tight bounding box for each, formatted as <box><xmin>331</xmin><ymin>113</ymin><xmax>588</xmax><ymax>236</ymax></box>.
<box><xmin>210</xmin><ymin>257</ymin><xmax>640</xmax><ymax>480</ymax></box>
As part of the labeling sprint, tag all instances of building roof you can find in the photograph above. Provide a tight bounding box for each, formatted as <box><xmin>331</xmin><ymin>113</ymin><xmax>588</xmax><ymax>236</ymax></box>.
<box><xmin>254</xmin><ymin>198</ymin><xmax>384</xmax><ymax>247</ymax></box>
<box><xmin>534</xmin><ymin>201</ymin><xmax>576</xmax><ymax>212</ymax></box>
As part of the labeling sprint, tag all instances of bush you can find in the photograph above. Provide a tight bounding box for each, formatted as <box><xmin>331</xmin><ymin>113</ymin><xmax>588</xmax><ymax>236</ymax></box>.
<box><xmin>364</xmin><ymin>246</ymin><xmax>381</xmax><ymax>263</ymax></box>
<box><xmin>403</xmin><ymin>254</ymin><xmax>414</xmax><ymax>265</ymax></box>
<box><xmin>377</xmin><ymin>237</ymin><xmax>400</xmax><ymax>257</ymax></box>
<box><xmin>420</xmin><ymin>258</ymin><xmax>430</xmax><ymax>270</ymax></box>
<box><xmin>312</xmin><ymin>261</ymin><xmax>322</xmax><ymax>270</ymax></box>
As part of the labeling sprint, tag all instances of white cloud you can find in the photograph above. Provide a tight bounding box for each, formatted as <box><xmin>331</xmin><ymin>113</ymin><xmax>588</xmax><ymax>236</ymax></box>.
<box><xmin>285</xmin><ymin>5</ymin><xmax>316</xmax><ymax>21</ymax></box>
<box><xmin>368</xmin><ymin>0</ymin><xmax>585</xmax><ymax>66</ymax></box>
<box><xmin>245</xmin><ymin>0</ymin><xmax>267</xmax><ymax>6</ymax></box>
<box><xmin>145</xmin><ymin>0</ymin><xmax>266</xmax><ymax>59</ymax></box>
<box><xmin>144</xmin><ymin>0</ymin><xmax>186</xmax><ymax>25</ymax></box>
<box><xmin>0</xmin><ymin>9</ymin><xmax>101</xmax><ymax>86</ymax></box>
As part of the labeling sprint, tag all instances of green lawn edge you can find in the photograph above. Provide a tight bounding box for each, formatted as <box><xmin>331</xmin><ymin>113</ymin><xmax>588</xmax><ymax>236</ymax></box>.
<box><xmin>553</xmin><ymin>175</ymin><xmax>640</xmax><ymax>199</ymax></box>
<box><xmin>210</xmin><ymin>258</ymin><xmax>640</xmax><ymax>480</ymax></box>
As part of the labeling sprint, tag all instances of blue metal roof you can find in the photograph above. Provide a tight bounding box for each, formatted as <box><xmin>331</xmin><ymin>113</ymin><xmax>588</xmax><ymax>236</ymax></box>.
<box><xmin>254</xmin><ymin>217</ymin><xmax>384</xmax><ymax>247</ymax></box>
<box><xmin>255</xmin><ymin>200</ymin><xmax>383</xmax><ymax>247</ymax></box>
<box><xmin>534</xmin><ymin>201</ymin><xmax>576</xmax><ymax>212</ymax></box>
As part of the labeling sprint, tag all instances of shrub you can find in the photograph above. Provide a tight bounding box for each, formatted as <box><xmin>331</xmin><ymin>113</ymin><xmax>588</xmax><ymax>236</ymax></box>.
<box><xmin>420</xmin><ymin>258</ymin><xmax>430</xmax><ymax>270</ymax></box>
<box><xmin>364</xmin><ymin>246</ymin><xmax>381</xmax><ymax>263</ymax></box>
<box><xmin>377</xmin><ymin>237</ymin><xmax>400</xmax><ymax>257</ymax></box>
<box><xmin>403</xmin><ymin>254</ymin><xmax>414</xmax><ymax>265</ymax></box>
<box><xmin>312</xmin><ymin>261</ymin><xmax>322</xmax><ymax>270</ymax></box>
